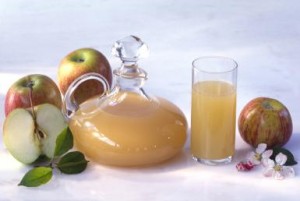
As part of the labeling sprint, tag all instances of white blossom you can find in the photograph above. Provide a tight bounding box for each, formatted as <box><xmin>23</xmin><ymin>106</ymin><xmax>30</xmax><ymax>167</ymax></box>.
<box><xmin>263</xmin><ymin>153</ymin><xmax>295</xmax><ymax>180</ymax></box>
<box><xmin>248</xmin><ymin>143</ymin><xmax>273</xmax><ymax>166</ymax></box>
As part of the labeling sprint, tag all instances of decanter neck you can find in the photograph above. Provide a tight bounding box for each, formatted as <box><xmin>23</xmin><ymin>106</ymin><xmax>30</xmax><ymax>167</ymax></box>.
<box><xmin>113</xmin><ymin>63</ymin><xmax>147</xmax><ymax>89</ymax></box>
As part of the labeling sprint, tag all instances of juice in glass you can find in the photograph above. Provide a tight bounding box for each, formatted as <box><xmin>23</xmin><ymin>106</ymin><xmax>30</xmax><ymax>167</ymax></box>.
<box><xmin>191</xmin><ymin>81</ymin><xmax>236</xmax><ymax>161</ymax></box>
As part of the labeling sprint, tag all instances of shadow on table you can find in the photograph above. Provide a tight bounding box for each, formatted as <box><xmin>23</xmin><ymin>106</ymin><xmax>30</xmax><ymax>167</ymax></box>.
<box><xmin>97</xmin><ymin>148</ymin><xmax>195</xmax><ymax>173</ymax></box>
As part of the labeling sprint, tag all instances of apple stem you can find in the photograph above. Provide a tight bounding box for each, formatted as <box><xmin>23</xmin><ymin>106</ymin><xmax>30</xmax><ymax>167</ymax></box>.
<box><xmin>77</xmin><ymin>58</ymin><xmax>85</xmax><ymax>62</ymax></box>
<box><xmin>49</xmin><ymin>162</ymin><xmax>54</xmax><ymax>169</ymax></box>
<box><xmin>262</xmin><ymin>101</ymin><xmax>273</xmax><ymax>110</ymax></box>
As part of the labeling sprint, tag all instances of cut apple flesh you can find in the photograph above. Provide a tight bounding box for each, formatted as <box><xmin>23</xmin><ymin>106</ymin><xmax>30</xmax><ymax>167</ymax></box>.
<box><xmin>35</xmin><ymin>104</ymin><xmax>67</xmax><ymax>158</ymax></box>
<box><xmin>3</xmin><ymin>109</ymin><xmax>41</xmax><ymax>164</ymax></box>
<box><xmin>3</xmin><ymin>104</ymin><xmax>67</xmax><ymax>164</ymax></box>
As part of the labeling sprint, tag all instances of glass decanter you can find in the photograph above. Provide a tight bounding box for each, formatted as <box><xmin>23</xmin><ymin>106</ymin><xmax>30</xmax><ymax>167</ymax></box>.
<box><xmin>63</xmin><ymin>36</ymin><xmax>187</xmax><ymax>166</ymax></box>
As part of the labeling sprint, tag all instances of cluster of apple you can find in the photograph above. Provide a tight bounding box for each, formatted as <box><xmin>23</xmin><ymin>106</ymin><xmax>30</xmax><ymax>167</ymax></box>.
<box><xmin>3</xmin><ymin>48</ymin><xmax>112</xmax><ymax>164</ymax></box>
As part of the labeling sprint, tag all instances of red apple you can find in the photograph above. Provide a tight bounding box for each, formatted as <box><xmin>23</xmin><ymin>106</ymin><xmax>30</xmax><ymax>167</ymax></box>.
<box><xmin>5</xmin><ymin>74</ymin><xmax>62</xmax><ymax>117</ymax></box>
<box><xmin>58</xmin><ymin>48</ymin><xmax>112</xmax><ymax>104</ymax></box>
<box><xmin>238</xmin><ymin>97</ymin><xmax>293</xmax><ymax>148</ymax></box>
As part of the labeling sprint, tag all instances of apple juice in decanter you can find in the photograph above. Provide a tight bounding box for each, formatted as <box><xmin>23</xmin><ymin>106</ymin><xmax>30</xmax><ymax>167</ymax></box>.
<box><xmin>62</xmin><ymin>36</ymin><xmax>187</xmax><ymax>166</ymax></box>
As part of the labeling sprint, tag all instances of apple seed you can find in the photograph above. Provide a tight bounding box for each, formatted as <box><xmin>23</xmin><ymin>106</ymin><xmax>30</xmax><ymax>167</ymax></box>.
<box><xmin>36</xmin><ymin>129</ymin><xmax>47</xmax><ymax>140</ymax></box>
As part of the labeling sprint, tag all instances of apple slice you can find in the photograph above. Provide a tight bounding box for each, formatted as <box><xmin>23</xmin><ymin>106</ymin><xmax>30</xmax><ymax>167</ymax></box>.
<box><xmin>35</xmin><ymin>104</ymin><xmax>67</xmax><ymax>158</ymax></box>
<box><xmin>3</xmin><ymin>109</ymin><xmax>41</xmax><ymax>164</ymax></box>
<box><xmin>3</xmin><ymin>104</ymin><xmax>67</xmax><ymax>164</ymax></box>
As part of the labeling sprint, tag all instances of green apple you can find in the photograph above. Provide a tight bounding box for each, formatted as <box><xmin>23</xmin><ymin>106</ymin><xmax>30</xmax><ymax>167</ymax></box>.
<box><xmin>3</xmin><ymin>104</ymin><xmax>67</xmax><ymax>164</ymax></box>
<box><xmin>58</xmin><ymin>48</ymin><xmax>112</xmax><ymax>104</ymax></box>
<box><xmin>5</xmin><ymin>74</ymin><xmax>62</xmax><ymax>117</ymax></box>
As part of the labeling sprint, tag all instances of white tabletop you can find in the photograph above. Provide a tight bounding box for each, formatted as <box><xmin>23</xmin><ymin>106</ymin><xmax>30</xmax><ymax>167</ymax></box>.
<box><xmin>1</xmin><ymin>0</ymin><xmax>300</xmax><ymax>200</ymax></box>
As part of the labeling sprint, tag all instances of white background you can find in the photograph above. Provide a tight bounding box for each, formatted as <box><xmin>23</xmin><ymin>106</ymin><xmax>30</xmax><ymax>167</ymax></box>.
<box><xmin>0</xmin><ymin>0</ymin><xmax>300</xmax><ymax>200</ymax></box>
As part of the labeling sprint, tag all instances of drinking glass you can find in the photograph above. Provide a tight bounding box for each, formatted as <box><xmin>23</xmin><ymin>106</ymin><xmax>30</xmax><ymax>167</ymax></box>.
<box><xmin>191</xmin><ymin>56</ymin><xmax>238</xmax><ymax>165</ymax></box>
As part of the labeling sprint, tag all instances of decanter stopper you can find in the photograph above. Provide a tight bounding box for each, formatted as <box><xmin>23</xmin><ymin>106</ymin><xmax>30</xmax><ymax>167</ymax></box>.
<box><xmin>112</xmin><ymin>35</ymin><xmax>149</xmax><ymax>64</ymax></box>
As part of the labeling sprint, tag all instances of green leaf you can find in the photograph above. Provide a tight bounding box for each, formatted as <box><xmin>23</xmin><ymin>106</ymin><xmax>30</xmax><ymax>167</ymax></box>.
<box><xmin>19</xmin><ymin>167</ymin><xmax>53</xmax><ymax>187</ymax></box>
<box><xmin>271</xmin><ymin>146</ymin><xmax>297</xmax><ymax>166</ymax></box>
<box><xmin>54</xmin><ymin>127</ymin><xmax>73</xmax><ymax>157</ymax></box>
<box><xmin>57</xmin><ymin>151</ymin><xmax>88</xmax><ymax>174</ymax></box>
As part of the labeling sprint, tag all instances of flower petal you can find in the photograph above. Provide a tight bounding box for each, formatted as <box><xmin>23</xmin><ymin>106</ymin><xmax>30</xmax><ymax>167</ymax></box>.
<box><xmin>248</xmin><ymin>152</ymin><xmax>261</xmax><ymax>165</ymax></box>
<box><xmin>265</xmin><ymin>159</ymin><xmax>275</xmax><ymax>168</ymax></box>
<box><xmin>264</xmin><ymin>167</ymin><xmax>274</xmax><ymax>177</ymax></box>
<box><xmin>282</xmin><ymin>166</ymin><xmax>295</xmax><ymax>178</ymax></box>
<box><xmin>262</xmin><ymin>150</ymin><xmax>273</xmax><ymax>159</ymax></box>
<box><xmin>275</xmin><ymin>153</ymin><xmax>287</xmax><ymax>165</ymax></box>
<box><xmin>261</xmin><ymin>158</ymin><xmax>269</xmax><ymax>167</ymax></box>
<box><xmin>273</xmin><ymin>171</ymin><xmax>284</xmax><ymax>180</ymax></box>
<box><xmin>252</xmin><ymin>159</ymin><xmax>261</xmax><ymax>165</ymax></box>
<box><xmin>256</xmin><ymin>143</ymin><xmax>267</xmax><ymax>154</ymax></box>
<box><xmin>251</xmin><ymin>158</ymin><xmax>261</xmax><ymax>165</ymax></box>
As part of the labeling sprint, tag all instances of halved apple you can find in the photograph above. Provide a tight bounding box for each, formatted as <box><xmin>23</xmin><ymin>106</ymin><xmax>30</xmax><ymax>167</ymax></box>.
<box><xmin>3</xmin><ymin>104</ymin><xmax>67</xmax><ymax>164</ymax></box>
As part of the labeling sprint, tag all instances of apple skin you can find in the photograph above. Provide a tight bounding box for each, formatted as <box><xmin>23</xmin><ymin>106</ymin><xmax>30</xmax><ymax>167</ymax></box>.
<box><xmin>4</xmin><ymin>74</ymin><xmax>62</xmax><ymax>117</ymax></box>
<box><xmin>58</xmin><ymin>48</ymin><xmax>112</xmax><ymax>104</ymax></box>
<box><xmin>238</xmin><ymin>97</ymin><xmax>293</xmax><ymax>148</ymax></box>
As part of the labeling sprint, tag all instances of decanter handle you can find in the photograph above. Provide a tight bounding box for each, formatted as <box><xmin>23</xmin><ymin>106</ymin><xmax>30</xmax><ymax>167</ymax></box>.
<box><xmin>62</xmin><ymin>72</ymin><xmax>110</xmax><ymax>121</ymax></box>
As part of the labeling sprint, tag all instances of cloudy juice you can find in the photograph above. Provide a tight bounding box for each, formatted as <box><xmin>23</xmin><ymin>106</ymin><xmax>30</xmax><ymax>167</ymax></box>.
<box><xmin>69</xmin><ymin>91</ymin><xmax>187</xmax><ymax>166</ymax></box>
<box><xmin>191</xmin><ymin>80</ymin><xmax>236</xmax><ymax>160</ymax></box>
